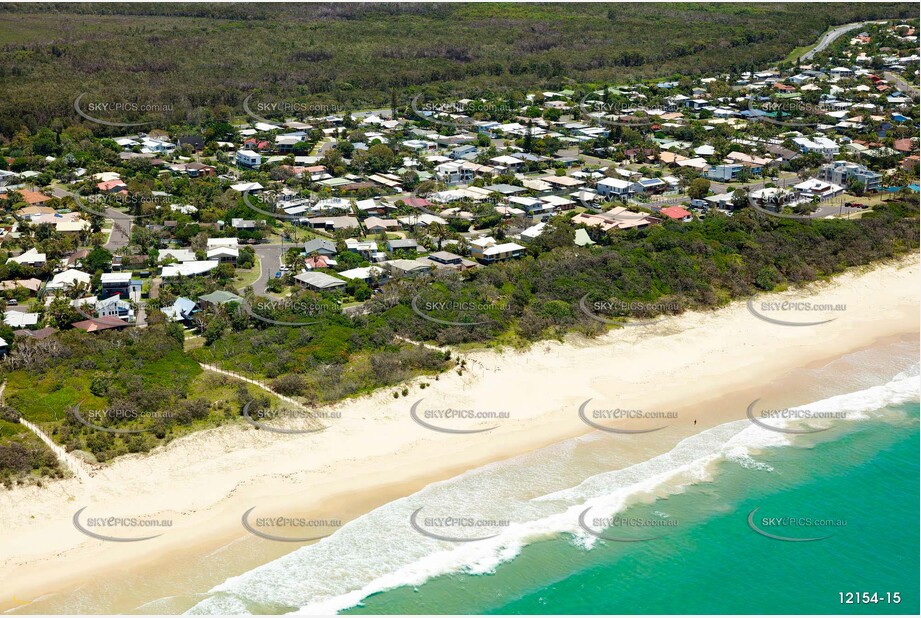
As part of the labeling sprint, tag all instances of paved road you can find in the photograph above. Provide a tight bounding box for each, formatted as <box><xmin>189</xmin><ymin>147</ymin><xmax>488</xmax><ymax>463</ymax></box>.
<box><xmin>883</xmin><ymin>71</ymin><xmax>919</xmax><ymax>99</ymax></box>
<box><xmin>103</xmin><ymin>208</ymin><xmax>133</xmax><ymax>251</ymax></box>
<box><xmin>801</xmin><ymin>21</ymin><xmax>873</xmax><ymax>61</ymax></box>
<box><xmin>250</xmin><ymin>243</ymin><xmax>286</xmax><ymax>295</ymax></box>
<box><xmin>52</xmin><ymin>185</ymin><xmax>133</xmax><ymax>250</ymax></box>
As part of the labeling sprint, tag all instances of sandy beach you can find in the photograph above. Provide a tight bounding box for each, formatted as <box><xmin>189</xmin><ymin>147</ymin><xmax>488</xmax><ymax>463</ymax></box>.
<box><xmin>1</xmin><ymin>254</ymin><xmax>918</xmax><ymax>614</ymax></box>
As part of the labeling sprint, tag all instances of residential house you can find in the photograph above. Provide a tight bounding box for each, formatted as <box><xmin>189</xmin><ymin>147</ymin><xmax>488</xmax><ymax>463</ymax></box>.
<box><xmin>489</xmin><ymin>155</ymin><xmax>525</xmax><ymax>172</ymax></box>
<box><xmin>633</xmin><ymin>177</ymin><xmax>668</xmax><ymax>194</ymax></box>
<box><xmin>3</xmin><ymin>311</ymin><xmax>40</xmax><ymax>328</ymax></box>
<box><xmin>706</xmin><ymin>164</ymin><xmax>745</xmax><ymax>181</ymax></box>
<box><xmin>450</xmin><ymin>145</ymin><xmax>478</xmax><ymax>160</ymax></box>
<box><xmin>365</xmin><ymin>217</ymin><xmax>401</xmax><ymax>234</ymax></box>
<box><xmin>385</xmin><ymin>259</ymin><xmax>434</xmax><ymax>278</ymax></box>
<box><xmin>161</xmin><ymin>260</ymin><xmax>220</xmax><ymax>278</ymax></box>
<box><xmin>419</xmin><ymin>251</ymin><xmax>477</xmax><ymax>271</ymax></box>
<box><xmin>596</xmin><ymin>177</ymin><xmax>634</xmax><ymax>198</ymax></box>
<box><xmin>303</xmin><ymin>238</ymin><xmax>338</xmax><ymax>256</ymax></box>
<box><xmin>160</xmin><ymin>297</ymin><xmax>199</xmax><ymax>323</ymax></box>
<box><xmin>820</xmin><ymin>161</ymin><xmax>882</xmax><ymax>192</ymax></box>
<box><xmin>14</xmin><ymin>189</ymin><xmax>52</xmax><ymax>206</ymax></box>
<box><xmin>100</xmin><ymin>272</ymin><xmax>132</xmax><ymax>298</ymax></box>
<box><xmin>659</xmin><ymin>206</ymin><xmax>693</xmax><ymax>222</ymax></box>
<box><xmin>197</xmin><ymin>291</ymin><xmax>244</xmax><ymax>308</ymax></box>
<box><xmin>307</xmin><ymin>216</ymin><xmax>359</xmax><ymax>231</ymax></box>
<box><xmin>177</xmin><ymin>136</ymin><xmax>205</xmax><ymax>151</ymax></box>
<box><xmin>46</xmin><ymin>269</ymin><xmax>91</xmax><ymax>293</ymax></box>
<box><xmin>71</xmin><ymin>316</ymin><xmax>130</xmax><ymax>333</ymax></box>
<box><xmin>571</xmin><ymin>208</ymin><xmax>654</xmax><ymax>231</ymax></box>
<box><xmin>293</xmin><ymin>271</ymin><xmax>346</xmax><ymax>291</ymax></box>
<box><xmin>206</xmin><ymin>246</ymin><xmax>239</xmax><ymax>264</ymax></box>
<box><xmin>469</xmin><ymin>237</ymin><xmax>526</xmax><ymax>264</ymax></box>
<box><xmin>96</xmin><ymin>294</ymin><xmax>134</xmax><ymax>321</ymax></box>
<box><xmin>185</xmin><ymin>162</ymin><xmax>217</xmax><ymax>177</ymax></box>
<box><xmin>6</xmin><ymin>248</ymin><xmax>47</xmax><ymax>267</ymax></box>
<box><xmin>386</xmin><ymin>239</ymin><xmax>419</xmax><ymax>253</ymax></box>
<box><xmin>520</xmin><ymin>222</ymin><xmax>547</xmax><ymax>242</ymax></box>
<box><xmin>338</xmin><ymin>265</ymin><xmax>385</xmax><ymax>283</ymax></box>
<box><xmin>159</xmin><ymin>248</ymin><xmax>196</xmax><ymax>263</ymax></box>
<box><xmin>97</xmin><ymin>179</ymin><xmax>128</xmax><ymax>193</ymax></box>
<box><xmin>792</xmin><ymin>136</ymin><xmax>840</xmax><ymax>156</ymax></box>
<box><xmin>235</xmin><ymin>149</ymin><xmax>262</xmax><ymax>169</ymax></box>
<box><xmin>304</xmin><ymin>255</ymin><xmax>338</xmax><ymax>270</ymax></box>
<box><xmin>793</xmin><ymin>178</ymin><xmax>845</xmax><ymax>200</ymax></box>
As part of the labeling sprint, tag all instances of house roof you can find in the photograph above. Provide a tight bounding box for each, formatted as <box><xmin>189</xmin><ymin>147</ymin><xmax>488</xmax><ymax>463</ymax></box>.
<box><xmin>303</xmin><ymin>239</ymin><xmax>337</xmax><ymax>254</ymax></box>
<box><xmin>294</xmin><ymin>271</ymin><xmax>346</xmax><ymax>289</ymax></box>
<box><xmin>198</xmin><ymin>291</ymin><xmax>244</xmax><ymax>305</ymax></box>
<box><xmin>14</xmin><ymin>326</ymin><xmax>57</xmax><ymax>340</ymax></box>
<box><xmin>17</xmin><ymin>189</ymin><xmax>52</xmax><ymax>205</ymax></box>
<box><xmin>660</xmin><ymin>206</ymin><xmax>692</xmax><ymax>219</ymax></box>
<box><xmin>97</xmin><ymin>179</ymin><xmax>127</xmax><ymax>191</ymax></box>
<box><xmin>71</xmin><ymin>316</ymin><xmax>130</xmax><ymax>332</ymax></box>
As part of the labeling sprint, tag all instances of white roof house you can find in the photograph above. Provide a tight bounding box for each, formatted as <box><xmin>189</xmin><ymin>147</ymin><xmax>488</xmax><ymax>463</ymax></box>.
<box><xmin>3</xmin><ymin>311</ymin><xmax>40</xmax><ymax>328</ymax></box>
<box><xmin>7</xmin><ymin>247</ymin><xmax>47</xmax><ymax>266</ymax></box>
<box><xmin>161</xmin><ymin>261</ymin><xmax>220</xmax><ymax>278</ymax></box>
<box><xmin>46</xmin><ymin>269</ymin><xmax>91</xmax><ymax>292</ymax></box>
<box><xmin>206</xmin><ymin>238</ymin><xmax>239</xmax><ymax>249</ymax></box>
<box><xmin>206</xmin><ymin>246</ymin><xmax>239</xmax><ymax>260</ymax></box>
<box><xmin>158</xmin><ymin>249</ymin><xmax>196</xmax><ymax>263</ymax></box>
<box><xmin>100</xmin><ymin>272</ymin><xmax>132</xmax><ymax>284</ymax></box>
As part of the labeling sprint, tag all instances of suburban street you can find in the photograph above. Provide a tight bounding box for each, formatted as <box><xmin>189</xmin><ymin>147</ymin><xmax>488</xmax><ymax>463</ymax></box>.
<box><xmin>50</xmin><ymin>185</ymin><xmax>133</xmax><ymax>250</ymax></box>
<box><xmin>103</xmin><ymin>209</ymin><xmax>133</xmax><ymax>251</ymax></box>
<box><xmin>884</xmin><ymin>71</ymin><xmax>920</xmax><ymax>99</ymax></box>
<box><xmin>249</xmin><ymin>243</ymin><xmax>287</xmax><ymax>295</ymax></box>
<box><xmin>800</xmin><ymin>21</ymin><xmax>873</xmax><ymax>61</ymax></box>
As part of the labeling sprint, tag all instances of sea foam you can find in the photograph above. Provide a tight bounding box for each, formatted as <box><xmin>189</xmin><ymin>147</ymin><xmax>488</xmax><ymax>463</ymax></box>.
<box><xmin>186</xmin><ymin>369</ymin><xmax>919</xmax><ymax>615</ymax></box>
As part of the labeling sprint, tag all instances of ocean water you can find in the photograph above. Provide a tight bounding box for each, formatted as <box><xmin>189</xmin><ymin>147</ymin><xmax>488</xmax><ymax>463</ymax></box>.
<box><xmin>183</xmin><ymin>340</ymin><xmax>920</xmax><ymax>616</ymax></box>
<box><xmin>345</xmin><ymin>404</ymin><xmax>920</xmax><ymax>615</ymax></box>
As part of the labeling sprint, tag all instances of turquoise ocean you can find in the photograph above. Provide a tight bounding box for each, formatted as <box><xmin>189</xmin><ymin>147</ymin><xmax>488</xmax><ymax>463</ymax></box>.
<box><xmin>183</xmin><ymin>339</ymin><xmax>920</xmax><ymax>616</ymax></box>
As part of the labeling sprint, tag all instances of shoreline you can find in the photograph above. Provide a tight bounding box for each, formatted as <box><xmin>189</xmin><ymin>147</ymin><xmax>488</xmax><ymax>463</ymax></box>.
<box><xmin>1</xmin><ymin>253</ymin><xmax>918</xmax><ymax>614</ymax></box>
